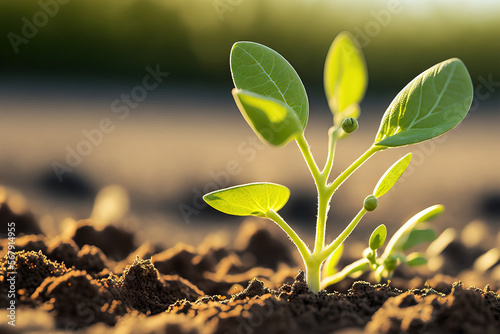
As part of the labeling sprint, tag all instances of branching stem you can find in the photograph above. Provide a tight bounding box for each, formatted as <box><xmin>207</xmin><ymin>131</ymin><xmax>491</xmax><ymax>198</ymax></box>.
<box><xmin>294</xmin><ymin>132</ymin><xmax>384</xmax><ymax>292</ymax></box>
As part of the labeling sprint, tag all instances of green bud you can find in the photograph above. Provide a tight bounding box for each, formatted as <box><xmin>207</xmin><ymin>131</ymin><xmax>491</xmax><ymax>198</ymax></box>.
<box><xmin>363</xmin><ymin>195</ymin><xmax>379</xmax><ymax>211</ymax></box>
<box><xmin>341</xmin><ymin>117</ymin><xmax>358</xmax><ymax>133</ymax></box>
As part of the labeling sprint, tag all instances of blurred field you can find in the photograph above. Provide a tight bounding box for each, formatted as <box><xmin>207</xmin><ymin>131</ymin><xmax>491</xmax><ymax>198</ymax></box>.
<box><xmin>0</xmin><ymin>83</ymin><xmax>499</xmax><ymax>249</ymax></box>
<box><xmin>1</xmin><ymin>0</ymin><xmax>500</xmax><ymax>91</ymax></box>
<box><xmin>1</xmin><ymin>0</ymin><xmax>500</xmax><ymax>251</ymax></box>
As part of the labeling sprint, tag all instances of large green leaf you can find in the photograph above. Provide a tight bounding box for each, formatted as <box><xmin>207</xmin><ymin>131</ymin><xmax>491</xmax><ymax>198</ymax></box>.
<box><xmin>375</xmin><ymin>58</ymin><xmax>473</xmax><ymax>147</ymax></box>
<box><xmin>324</xmin><ymin>32</ymin><xmax>367</xmax><ymax>120</ymax></box>
<box><xmin>203</xmin><ymin>183</ymin><xmax>290</xmax><ymax>218</ymax></box>
<box><xmin>230</xmin><ymin>41</ymin><xmax>308</xmax><ymax>131</ymax></box>
<box><xmin>232</xmin><ymin>89</ymin><xmax>303</xmax><ymax>146</ymax></box>
<box><xmin>373</xmin><ymin>153</ymin><xmax>412</xmax><ymax>197</ymax></box>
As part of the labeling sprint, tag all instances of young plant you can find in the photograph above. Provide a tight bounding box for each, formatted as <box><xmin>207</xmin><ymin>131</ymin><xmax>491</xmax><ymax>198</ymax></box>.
<box><xmin>203</xmin><ymin>32</ymin><xmax>473</xmax><ymax>293</ymax></box>
<box><xmin>322</xmin><ymin>204</ymin><xmax>444</xmax><ymax>286</ymax></box>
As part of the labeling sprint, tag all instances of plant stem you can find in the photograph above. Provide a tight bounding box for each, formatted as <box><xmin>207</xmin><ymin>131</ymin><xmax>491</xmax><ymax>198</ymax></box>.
<box><xmin>320</xmin><ymin>258</ymin><xmax>370</xmax><ymax>288</ymax></box>
<box><xmin>296</xmin><ymin>134</ymin><xmax>321</xmax><ymax>181</ymax></box>
<box><xmin>319</xmin><ymin>208</ymin><xmax>368</xmax><ymax>262</ymax></box>
<box><xmin>267</xmin><ymin>209</ymin><xmax>320</xmax><ymax>291</ymax></box>
<box><xmin>312</xmin><ymin>127</ymin><xmax>341</xmax><ymax>255</ymax></box>
<box><xmin>295</xmin><ymin>137</ymin><xmax>385</xmax><ymax>292</ymax></box>
<box><xmin>296</xmin><ymin>134</ymin><xmax>328</xmax><ymax>255</ymax></box>
<box><xmin>313</xmin><ymin>188</ymin><xmax>330</xmax><ymax>255</ymax></box>
<box><xmin>322</xmin><ymin>126</ymin><xmax>339</xmax><ymax>180</ymax></box>
<box><xmin>305</xmin><ymin>258</ymin><xmax>321</xmax><ymax>293</ymax></box>
<box><xmin>327</xmin><ymin>145</ymin><xmax>384</xmax><ymax>197</ymax></box>
<box><xmin>266</xmin><ymin>209</ymin><xmax>311</xmax><ymax>263</ymax></box>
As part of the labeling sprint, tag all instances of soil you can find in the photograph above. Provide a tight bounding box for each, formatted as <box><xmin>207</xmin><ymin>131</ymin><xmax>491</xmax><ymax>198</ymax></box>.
<box><xmin>1</xmin><ymin>198</ymin><xmax>500</xmax><ymax>334</ymax></box>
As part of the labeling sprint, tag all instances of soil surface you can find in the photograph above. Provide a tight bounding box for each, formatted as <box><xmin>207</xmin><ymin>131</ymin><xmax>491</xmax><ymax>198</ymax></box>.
<box><xmin>1</xmin><ymin>197</ymin><xmax>500</xmax><ymax>334</ymax></box>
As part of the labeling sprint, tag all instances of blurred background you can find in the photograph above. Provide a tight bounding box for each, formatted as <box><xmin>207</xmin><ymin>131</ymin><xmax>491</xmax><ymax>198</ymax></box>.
<box><xmin>0</xmin><ymin>0</ymin><xmax>499</xmax><ymax>249</ymax></box>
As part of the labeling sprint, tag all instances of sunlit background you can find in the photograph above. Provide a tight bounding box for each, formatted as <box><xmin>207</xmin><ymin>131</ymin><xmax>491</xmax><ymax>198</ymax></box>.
<box><xmin>1</xmin><ymin>0</ymin><xmax>499</xmax><ymax>249</ymax></box>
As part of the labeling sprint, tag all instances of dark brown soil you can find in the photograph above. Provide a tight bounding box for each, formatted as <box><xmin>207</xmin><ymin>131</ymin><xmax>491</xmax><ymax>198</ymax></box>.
<box><xmin>1</xmin><ymin>200</ymin><xmax>500</xmax><ymax>333</ymax></box>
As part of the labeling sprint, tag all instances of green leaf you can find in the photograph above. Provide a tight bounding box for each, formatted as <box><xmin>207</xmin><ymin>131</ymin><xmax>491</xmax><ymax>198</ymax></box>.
<box><xmin>231</xmin><ymin>41</ymin><xmax>308</xmax><ymax>131</ymax></box>
<box><xmin>232</xmin><ymin>89</ymin><xmax>303</xmax><ymax>146</ymax></box>
<box><xmin>375</xmin><ymin>58</ymin><xmax>473</xmax><ymax>147</ymax></box>
<box><xmin>203</xmin><ymin>182</ymin><xmax>290</xmax><ymax>218</ymax></box>
<box><xmin>324</xmin><ymin>32</ymin><xmax>367</xmax><ymax>120</ymax></box>
<box><xmin>405</xmin><ymin>252</ymin><xmax>427</xmax><ymax>266</ymax></box>
<box><xmin>369</xmin><ymin>224</ymin><xmax>387</xmax><ymax>251</ymax></box>
<box><xmin>324</xmin><ymin>243</ymin><xmax>344</xmax><ymax>277</ymax></box>
<box><xmin>401</xmin><ymin>228</ymin><xmax>437</xmax><ymax>251</ymax></box>
<box><xmin>382</xmin><ymin>205</ymin><xmax>444</xmax><ymax>258</ymax></box>
<box><xmin>373</xmin><ymin>153</ymin><xmax>412</xmax><ymax>197</ymax></box>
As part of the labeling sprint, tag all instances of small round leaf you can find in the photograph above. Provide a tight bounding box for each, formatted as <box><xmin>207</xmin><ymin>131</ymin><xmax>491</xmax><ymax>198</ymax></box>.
<box><xmin>203</xmin><ymin>183</ymin><xmax>290</xmax><ymax>217</ymax></box>
<box><xmin>369</xmin><ymin>224</ymin><xmax>387</xmax><ymax>251</ymax></box>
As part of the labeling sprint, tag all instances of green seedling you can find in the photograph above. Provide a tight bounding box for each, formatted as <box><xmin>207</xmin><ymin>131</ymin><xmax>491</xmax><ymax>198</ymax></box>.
<box><xmin>322</xmin><ymin>204</ymin><xmax>444</xmax><ymax>286</ymax></box>
<box><xmin>203</xmin><ymin>32</ymin><xmax>473</xmax><ymax>293</ymax></box>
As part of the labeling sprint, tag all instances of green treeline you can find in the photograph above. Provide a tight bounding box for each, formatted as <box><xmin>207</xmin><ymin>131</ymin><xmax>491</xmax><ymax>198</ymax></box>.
<box><xmin>1</xmin><ymin>0</ymin><xmax>499</xmax><ymax>91</ymax></box>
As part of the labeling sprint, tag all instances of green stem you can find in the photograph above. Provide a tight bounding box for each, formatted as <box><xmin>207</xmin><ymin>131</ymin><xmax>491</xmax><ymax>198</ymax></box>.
<box><xmin>266</xmin><ymin>209</ymin><xmax>311</xmax><ymax>263</ymax></box>
<box><xmin>296</xmin><ymin>134</ymin><xmax>328</xmax><ymax>255</ymax></box>
<box><xmin>314</xmin><ymin>189</ymin><xmax>330</xmax><ymax>254</ymax></box>
<box><xmin>319</xmin><ymin>208</ymin><xmax>368</xmax><ymax>262</ymax></box>
<box><xmin>321</xmin><ymin>258</ymin><xmax>370</xmax><ymax>288</ymax></box>
<box><xmin>295</xmin><ymin>137</ymin><xmax>384</xmax><ymax>292</ymax></box>
<box><xmin>305</xmin><ymin>258</ymin><xmax>321</xmax><ymax>293</ymax></box>
<box><xmin>322</xmin><ymin>126</ymin><xmax>339</xmax><ymax>180</ymax></box>
<box><xmin>311</xmin><ymin>128</ymin><xmax>341</xmax><ymax>255</ymax></box>
<box><xmin>327</xmin><ymin>145</ymin><xmax>384</xmax><ymax>197</ymax></box>
<box><xmin>296</xmin><ymin>134</ymin><xmax>321</xmax><ymax>181</ymax></box>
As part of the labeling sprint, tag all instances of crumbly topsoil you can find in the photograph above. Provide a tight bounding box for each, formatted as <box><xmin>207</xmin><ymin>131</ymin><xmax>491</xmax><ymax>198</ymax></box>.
<box><xmin>1</xmin><ymin>203</ymin><xmax>500</xmax><ymax>333</ymax></box>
